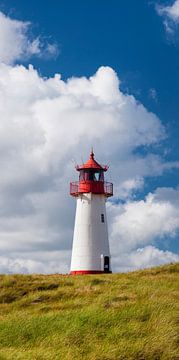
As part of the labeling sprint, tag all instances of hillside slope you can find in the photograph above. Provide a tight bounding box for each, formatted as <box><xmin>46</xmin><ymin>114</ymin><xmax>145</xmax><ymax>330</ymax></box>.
<box><xmin>0</xmin><ymin>263</ymin><xmax>178</xmax><ymax>360</ymax></box>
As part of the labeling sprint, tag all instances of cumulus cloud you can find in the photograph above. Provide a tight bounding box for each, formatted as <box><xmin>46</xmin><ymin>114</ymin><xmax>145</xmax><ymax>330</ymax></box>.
<box><xmin>110</xmin><ymin>187</ymin><xmax>179</xmax><ymax>271</ymax></box>
<box><xmin>0</xmin><ymin>11</ymin><xmax>58</xmax><ymax>64</ymax></box>
<box><xmin>109</xmin><ymin>187</ymin><xmax>179</xmax><ymax>254</ymax></box>
<box><xmin>0</xmin><ymin>250</ymin><xmax>70</xmax><ymax>274</ymax></box>
<box><xmin>113</xmin><ymin>246</ymin><xmax>179</xmax><ymax>272</ymax></box>
<box><xmin>116</xmin><ymin>177</ymin><xmax>144</xmax><ymax>200</ymax></box>
<box><xmin>0</xmin><ymin>11</ymin><xmax>178</xmax><ymax>273</ymax></box>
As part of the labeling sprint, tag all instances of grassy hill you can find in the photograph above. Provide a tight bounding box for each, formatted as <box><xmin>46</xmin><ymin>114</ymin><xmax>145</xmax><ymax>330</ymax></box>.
<box><xmin>0</xmin><ymin>263</ymin><xmax>178</xmax><ymax>360</ymax></box>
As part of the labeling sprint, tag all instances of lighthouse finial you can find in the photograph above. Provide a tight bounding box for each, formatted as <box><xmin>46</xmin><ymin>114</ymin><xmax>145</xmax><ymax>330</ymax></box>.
<box><xmin>90</xmin><ymin>147</ymin><xmax>94</xmax><ymax>159</ymax></box>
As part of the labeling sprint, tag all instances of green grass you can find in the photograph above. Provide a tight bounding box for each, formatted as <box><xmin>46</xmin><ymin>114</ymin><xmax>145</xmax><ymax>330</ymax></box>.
<box><xmin>0</xmin><ymin>263</ymin><xmax>178</xmax><ymax>360</ymax></box>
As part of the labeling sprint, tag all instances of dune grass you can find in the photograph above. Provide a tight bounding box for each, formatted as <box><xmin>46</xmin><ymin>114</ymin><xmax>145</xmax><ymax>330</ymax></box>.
<box><xmin>0</xmin><ymin>263</ymin><xmax>178</xmax><ymax>359</ymax></box>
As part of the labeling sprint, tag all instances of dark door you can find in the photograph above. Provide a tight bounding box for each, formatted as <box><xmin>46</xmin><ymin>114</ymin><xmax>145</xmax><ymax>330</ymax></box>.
<box><xmin>104</xmin><ymin>256</ymin><xmax>110</xmax><ymax>272</ymax></box>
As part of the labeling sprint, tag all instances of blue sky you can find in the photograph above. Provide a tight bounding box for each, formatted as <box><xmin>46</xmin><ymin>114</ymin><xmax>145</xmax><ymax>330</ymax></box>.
<box><xmin>0</xmin><ymin>0</ymin><xmax>178</xmax><ymax>273</ymax></box>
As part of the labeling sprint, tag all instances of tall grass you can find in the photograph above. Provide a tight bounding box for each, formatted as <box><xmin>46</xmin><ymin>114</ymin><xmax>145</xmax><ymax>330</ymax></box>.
<box><xmin>0</xmin><ymin>263</ymin><xmax>178</xmax><ymax>359</ymax></box>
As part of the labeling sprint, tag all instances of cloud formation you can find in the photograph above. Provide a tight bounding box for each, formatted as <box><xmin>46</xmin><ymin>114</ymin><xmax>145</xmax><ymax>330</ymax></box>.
<box><xmin>109</xmin><ymin>187</ymin><xmax>179</xmax><ymax>252</ymax></box>
<box><xmin>108</xmin><ymin>186</ymin><xmax>179</xmax><ymax>271</ymax></box>
<box><xmin>0</xmin><ymin>11</ymin><xmax>178</xmax><ymax>273</ymax></box>
<box><xmin>112</xmin><ymin>246</ymin><xmax>179</xmax><ymax>272</ymax></box>
<box><xmin>157</xmin><ymin>0</ymin><xmax>179</xmax><ymax>34</ymax></box>
<box><xmin>157</xmin><ymin>0</ymin><xmax>179</xmax><ymax>22</ymax></box>
<box><xmin>0</xmin><ymin>11</ymin><xmax>58</xmax><ymax>64</ymax></box>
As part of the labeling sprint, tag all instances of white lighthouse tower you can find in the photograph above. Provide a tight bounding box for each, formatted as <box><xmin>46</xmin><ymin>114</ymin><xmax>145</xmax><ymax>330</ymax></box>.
<box><xmin>70</xmin><ymin>150</ymin><xmax>113</xmax><ymax>274</ymax></box>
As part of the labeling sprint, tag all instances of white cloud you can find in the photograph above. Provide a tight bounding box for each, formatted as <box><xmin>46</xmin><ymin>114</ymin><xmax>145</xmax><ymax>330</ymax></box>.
<box><xmin>110</xmin><ymin>186</ymin><xmax>179</xmax><ymax>272</ymax></box>
<box><xmin>115</xmin><ymin>177</ymin><xmax>144</xmax><ymax>200</ymax></box>
<box><xmin>109</xmin><ymin>187</ymin><xmax>179</xmax><ymax>256</ymax></box>
<box><xmin>0</xmin><ymin>251</ymin><xmax>70</xmax><ymax>274</ymax></box>
<box><xmin>156</xmin><ymin>0</ymin><xmax>179</xmax><ymax>34</ymax></box>
<box><xmin>113</xmin><ymin>246</ymin><xmax>179</xmax><ymax>272</ymax></box>
<box><xmin>157</xmin><ymin>0</ymin><xmax>179</xmax><ymax>22</ymax></box>
<box><xmin>0</xmin><ymin>11</ymin><xmax>58</xmax><ymax>64</ymax></box>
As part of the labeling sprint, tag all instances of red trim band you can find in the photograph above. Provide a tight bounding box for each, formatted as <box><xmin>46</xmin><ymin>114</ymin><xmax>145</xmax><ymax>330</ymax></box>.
<box><xmin>70</xmin><ymin>270</ymin><xmax>112</xmax><ymax>275</ymax></box>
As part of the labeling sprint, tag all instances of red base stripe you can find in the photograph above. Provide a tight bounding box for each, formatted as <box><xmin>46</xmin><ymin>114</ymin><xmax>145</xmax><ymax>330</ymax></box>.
<box><xmin>70</xmin><ymin>270</ymin><xmax>112</xmax><ymax>275</ymax></box>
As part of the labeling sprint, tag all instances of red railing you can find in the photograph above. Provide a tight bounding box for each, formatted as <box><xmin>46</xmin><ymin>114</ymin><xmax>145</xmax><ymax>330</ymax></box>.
<box><xmin>70</xmin><ymin>181</ymin><xmax>113</xmax><ymax>197</ymax></box>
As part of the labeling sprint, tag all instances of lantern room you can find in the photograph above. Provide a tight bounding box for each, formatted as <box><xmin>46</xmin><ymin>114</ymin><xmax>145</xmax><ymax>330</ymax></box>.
<box><xmin>70</xmin><ymin>150</ymin><xmax>113</xmax><ymax>197</ymax></box>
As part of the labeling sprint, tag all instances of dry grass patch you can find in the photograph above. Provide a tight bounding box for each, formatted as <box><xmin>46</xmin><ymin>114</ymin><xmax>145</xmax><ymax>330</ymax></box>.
<box><xmin>0</xmin><ymin>263</ymin><xmax>178</xmax><ymax>359</ymax></box>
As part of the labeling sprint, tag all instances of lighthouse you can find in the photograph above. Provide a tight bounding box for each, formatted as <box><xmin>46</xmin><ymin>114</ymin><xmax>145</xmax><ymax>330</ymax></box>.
<box><xmin>70</xmin><ymin>150</ymin><xmax>113</xmax><ymax>274</ymax></box>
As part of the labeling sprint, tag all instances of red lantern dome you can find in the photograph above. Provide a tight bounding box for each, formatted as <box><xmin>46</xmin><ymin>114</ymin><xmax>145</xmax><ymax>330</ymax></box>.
<box><xmin>76</xmin><ymin>150</ymin><xmax>108</xmax><ymax>172</ymax></box>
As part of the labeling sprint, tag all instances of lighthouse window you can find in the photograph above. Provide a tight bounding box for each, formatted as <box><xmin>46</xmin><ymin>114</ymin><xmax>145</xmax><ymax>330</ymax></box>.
<box><xmin>79</xmin><ymin>170</ymin><xmax>85</xmax><ymax>181</ymax></box>
<box><xmin>101</xmin><ymin>214</ymin><xmax>105</xmax><ymax>223</ymax></box>
<box><xmin>99</xmin><ymin>171</ymin><xmax>104</xmax><ymax>181</ymax></box>
<box><xmin>89</xmin><ymin>172</ymin><xmax>94</xmax><ymax>180</ymax></box>
<box><xmin>88</xmin><ymin>171</ymin><xmax>97</xmax><ymax>181</ymax></box>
